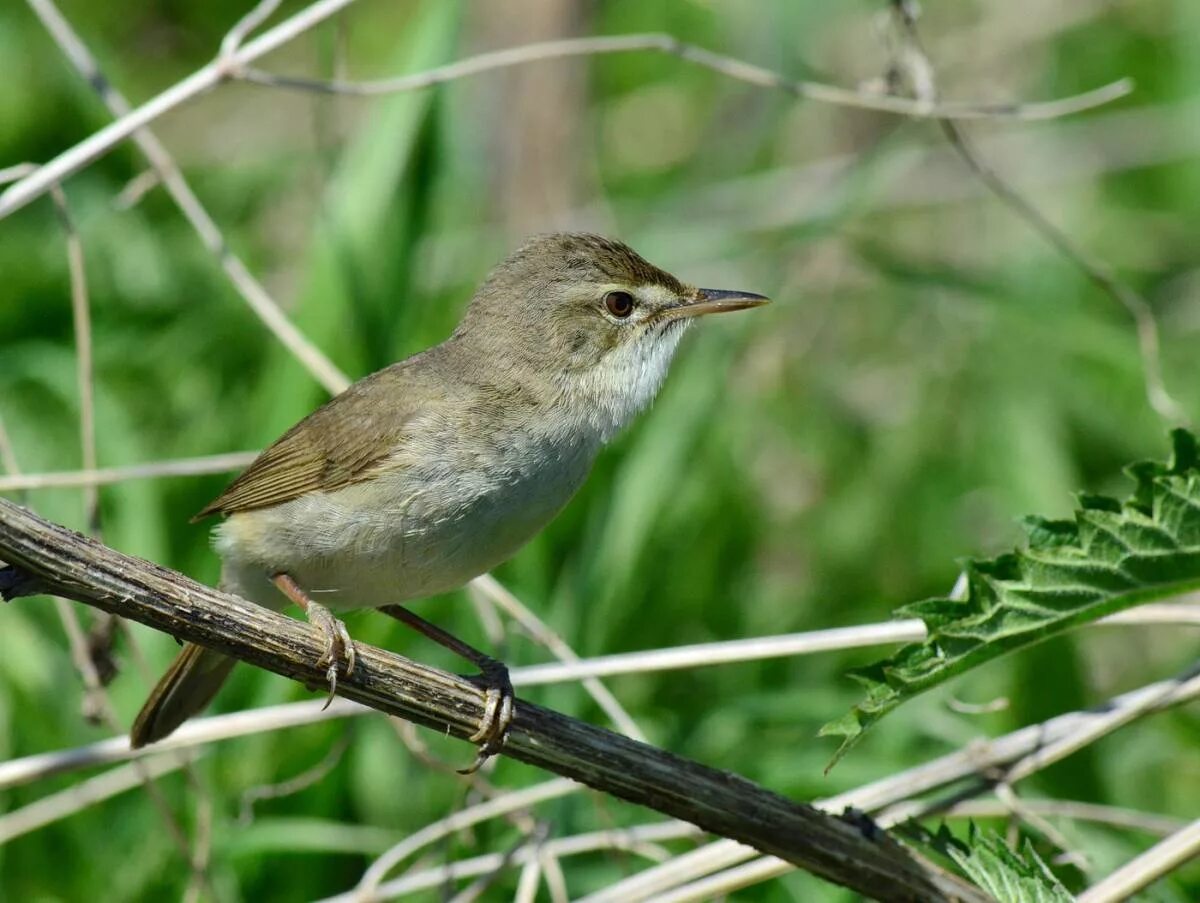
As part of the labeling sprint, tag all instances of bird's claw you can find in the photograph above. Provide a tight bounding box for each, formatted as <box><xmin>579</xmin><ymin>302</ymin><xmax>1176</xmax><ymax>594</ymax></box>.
<box><xmin>459</xmin><ymin>659</ymin><xmax>514</xmax><ymax>774</ymax></box>
<box><xmin>304</xmin><ymin>601</ymin><xmax>356</xmax><ymax>708</ymax></box>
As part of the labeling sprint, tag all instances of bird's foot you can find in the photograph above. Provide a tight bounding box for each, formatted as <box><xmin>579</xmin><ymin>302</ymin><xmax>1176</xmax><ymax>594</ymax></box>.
<box><xmin>376</xmin><ymin>602</ymin><xmax>514</xmax><ymax>774</ymax></box>
<box><xmin>272</xmin><ymin>574</ymin><xmax>357</xmax><ymax>708</ymax></box>
<box><xmin>303</xmin><ymin>600</ymin><xmax>356</xmax><ymax>708</ymax></box>
<box><xmin>460</xmin><ymin>655</ymin><xmax>514</xmax><ymax>775</ymax></box>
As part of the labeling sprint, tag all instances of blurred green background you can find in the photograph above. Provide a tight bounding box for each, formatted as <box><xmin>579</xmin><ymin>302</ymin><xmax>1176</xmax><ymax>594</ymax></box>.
<box><xmin>1</xmin><ymin>0</ymin><xmax>1198</xmax><ymax>900</ymax></box>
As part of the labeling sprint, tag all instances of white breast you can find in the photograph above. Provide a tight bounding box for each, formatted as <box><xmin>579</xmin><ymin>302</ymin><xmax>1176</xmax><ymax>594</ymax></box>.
<box><xmin>214</xmin><ymin>323</ymin><xmax>690</xmax><ymax>613</ymax></box>
<box><xmin>214</xmin><ymin>424</ymin><xmax>597</xmax><ymax>612</ymax></box>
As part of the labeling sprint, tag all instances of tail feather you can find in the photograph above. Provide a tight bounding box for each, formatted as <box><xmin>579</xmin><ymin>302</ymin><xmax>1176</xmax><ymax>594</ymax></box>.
<box><xmin>130</xmin><ymin>643</ymin><xmax>236</xmax><ymax>747</ymax></box>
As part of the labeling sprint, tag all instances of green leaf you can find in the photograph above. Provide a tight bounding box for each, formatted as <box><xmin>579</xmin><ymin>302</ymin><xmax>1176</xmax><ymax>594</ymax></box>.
<box><xmin>924</xmin><ymin>824</ymin><xmax>1073</xmax><ymax>903</ymax></box>
<box><xmin>822</xmin><ymin>430</ymin><xmax>1200</xmax><ymax>765</ymax></box>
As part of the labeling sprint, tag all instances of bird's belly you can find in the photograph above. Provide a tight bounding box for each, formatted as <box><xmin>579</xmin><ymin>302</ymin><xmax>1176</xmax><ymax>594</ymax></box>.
<box><xmin>215</xmin><ymin>453</ymin><xmax>589</xmax><ymax>611</ymax></box>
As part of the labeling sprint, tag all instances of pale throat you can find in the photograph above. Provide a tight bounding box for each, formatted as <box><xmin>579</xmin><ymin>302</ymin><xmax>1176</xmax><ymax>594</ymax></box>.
<box><xmin>562</xmin><ymin>319</ymin><xmax>691</xmax><ymax>444</ymax></box>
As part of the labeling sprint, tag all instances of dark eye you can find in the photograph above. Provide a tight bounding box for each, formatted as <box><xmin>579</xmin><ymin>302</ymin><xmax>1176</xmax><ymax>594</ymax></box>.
<box><xmin>604</xmin><ymin>290</ymin><xmax>635</xmax><ymax>319</ymax></box>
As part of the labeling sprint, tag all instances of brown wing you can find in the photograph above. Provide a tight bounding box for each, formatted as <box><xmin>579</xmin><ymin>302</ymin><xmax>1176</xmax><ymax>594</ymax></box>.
<box><xmin>192</xmin><ymin>359</ymin><xmax>441</xmax><ymax>521</ymax></box>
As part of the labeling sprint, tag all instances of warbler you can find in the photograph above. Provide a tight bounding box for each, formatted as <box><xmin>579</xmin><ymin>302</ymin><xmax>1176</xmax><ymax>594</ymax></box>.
<box><xmin>131</xmin><ymin>233</ymin><xmax>768</xmax><ymax>765</ymax></box>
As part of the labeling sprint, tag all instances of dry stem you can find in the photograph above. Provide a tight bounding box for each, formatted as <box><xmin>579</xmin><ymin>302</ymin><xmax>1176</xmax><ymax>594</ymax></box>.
<box><xmin>0</xmin><ymin>497</ymin><xmax>986</xmax><ymax>903</ymax></box>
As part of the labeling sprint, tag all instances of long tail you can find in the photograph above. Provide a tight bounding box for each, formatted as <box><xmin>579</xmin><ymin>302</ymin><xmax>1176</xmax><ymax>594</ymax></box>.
<box><xmin>130</xmin><ymin>643</ymin><xmax>236</xmax><ymax>748</ymax></box>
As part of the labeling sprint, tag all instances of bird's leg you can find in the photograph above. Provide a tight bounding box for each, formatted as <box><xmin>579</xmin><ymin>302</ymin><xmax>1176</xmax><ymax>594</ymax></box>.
<box><xmin>379</xmin><ymin>604</ymin><xmax>513</xmax><ymax>774</ymax></box>
<box><xmin>272</xmin><ymin>573</ymin><xmax>356</xmax><ymax>708</ymax></box>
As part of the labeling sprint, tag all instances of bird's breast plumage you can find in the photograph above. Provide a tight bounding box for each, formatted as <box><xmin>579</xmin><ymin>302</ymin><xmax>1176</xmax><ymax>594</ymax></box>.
<box><xmin>214</xmin><ymin>415</ymin><xmax>598</xmax><ymax>611</ymax></box>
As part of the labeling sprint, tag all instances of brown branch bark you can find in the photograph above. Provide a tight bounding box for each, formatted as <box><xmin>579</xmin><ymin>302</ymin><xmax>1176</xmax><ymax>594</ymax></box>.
<box><xmin>0</xmin><ymin>497</ymin><xmax>990</xmax><ymax>903</ymax></box>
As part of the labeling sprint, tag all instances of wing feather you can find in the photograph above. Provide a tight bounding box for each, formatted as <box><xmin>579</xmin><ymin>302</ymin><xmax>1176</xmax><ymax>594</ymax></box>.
<box><xmin>192</xmin><ymin>359</ymin><xmax>439</xmax><ymax>521</ymax></box>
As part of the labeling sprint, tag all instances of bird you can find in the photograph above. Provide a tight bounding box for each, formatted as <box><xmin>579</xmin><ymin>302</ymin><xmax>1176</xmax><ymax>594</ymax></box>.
<box><xmin>130</xmin><ymin>232</ymin><xmax>768</xmax><ymax>767</ymax></box>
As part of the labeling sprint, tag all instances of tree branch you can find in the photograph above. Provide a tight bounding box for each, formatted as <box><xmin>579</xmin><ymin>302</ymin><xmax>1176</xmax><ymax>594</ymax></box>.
<box><xmin>1</xmin><ymin>1</ymin><xmax>1131</xmax><ymax>222</ymax></box>
<box><xmin>0</xmin><ymin>497</ymin><xmax>989</xmax><ymax>903</ymax></box>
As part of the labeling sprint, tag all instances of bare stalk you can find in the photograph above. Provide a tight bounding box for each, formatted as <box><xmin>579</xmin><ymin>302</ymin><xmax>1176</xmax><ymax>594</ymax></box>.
<box><xmin>24</xmin><ymin>0</ymin><xmax>351</xmax><ymax>395</ymax></box>
<box><xmin>2</xmin><ymin>11</ymin><xmax>1132</xmax><ymax>223</ymax></box>
<box><xmin>1077</xmin><ymin>818</ymin><xmax>1200</xmax><ymax>903</ymax></box>
<box><xmin>0</xmin><ymin>497</ymin><xmax>987</xmax><ymax>903</ymax></box>
<box><xmin>237</xmin><ymin>32</ymin><xmax>1130</xmax><ymax>122</ymax></box>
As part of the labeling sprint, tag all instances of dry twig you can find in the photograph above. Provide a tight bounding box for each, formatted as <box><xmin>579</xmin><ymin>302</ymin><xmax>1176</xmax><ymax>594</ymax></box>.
<box><xmin>886</xmin><ymin>1</ymin><xmax>1188</xmax><ymax>426</ymax></box>
<box><xmin>0</xmin><ymin>753</ymin><xmax>197</xmax><ymax>845</ymax></box>
<box><xmin>587</xmin><ymin>662</ymin><xmax>1200</xmax><ymax>902</ymax></box>
<box><xmin>236</xmin><ymin>31</ymin><xmax>1130</xmax><ymax>123</ymax></box>
<box><xmin>1077</xmin><ymin>818</ymin><xmax>1200</xmax><ymax>903</ymax></box>
<box><xmin>25</xmin><ymin>0</ymin><xmax>351</xmax><ymax>395</ymax></box>
<box><xmin>2</xmin><ymin>6</ymin><xmax>1133</xmax><ymax>223</ymax></box>
<box><xmin>0</xmin><ymin>171</ymin><xmax>218</xmax><ymax>896</ymax></box>
<box><xmin>2</xmin><ymin>602</ymin><xmax>1195</xmax><ymax>793</ymax></box>
<box><xmin>0</xmin><ymin>497</ymin><xmax>987</xmax><ymax>903</ymax></box>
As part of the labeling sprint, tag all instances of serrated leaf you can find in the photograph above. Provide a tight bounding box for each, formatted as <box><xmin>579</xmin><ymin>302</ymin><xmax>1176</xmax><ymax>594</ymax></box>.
<box><xmin>905</xmin><ymin>822</ymin><xmax>1073</xmax><ymax>902</ymax></box>
<box><xmin>950</xmin><ymin>827</ymin><xmax>1072</xmax><ymax>903</ymax></box>
<box><xmin>823</xmin><ymin>430</ymin><xmax>1200</xmax><ymax>765</ymax></box>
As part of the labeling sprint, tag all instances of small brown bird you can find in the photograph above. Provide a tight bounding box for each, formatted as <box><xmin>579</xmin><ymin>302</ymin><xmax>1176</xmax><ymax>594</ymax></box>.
<box><xmin>130</xmin><ymin>233</ymin><xmax>767</xmax><ymax>765</ymax></box>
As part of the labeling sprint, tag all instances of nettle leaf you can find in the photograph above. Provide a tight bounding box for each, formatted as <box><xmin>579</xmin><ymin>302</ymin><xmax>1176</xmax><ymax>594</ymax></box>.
<box><xmin>922</xmin><ymin>824</ymin><xmax>1073</xmax><ymax>903</ymax></box>
<box><xmin>822</xmin><ymin>430</ymin><xmax>1200</xmax><ymax>765</ymax></box>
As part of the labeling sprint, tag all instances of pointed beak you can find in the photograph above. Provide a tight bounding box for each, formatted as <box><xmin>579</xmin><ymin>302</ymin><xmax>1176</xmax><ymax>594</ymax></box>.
<box><xmin>661</xmin><ymin>288</ymin><xmax>770</xmax><ymax>321</ymax></box>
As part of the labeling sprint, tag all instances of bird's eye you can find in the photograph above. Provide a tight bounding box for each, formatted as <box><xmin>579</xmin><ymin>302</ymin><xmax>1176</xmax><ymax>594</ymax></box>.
<box><xmin>604</xmin><ymin>290</ymin><xmax>635</xmax><ymax>319</ymax></box>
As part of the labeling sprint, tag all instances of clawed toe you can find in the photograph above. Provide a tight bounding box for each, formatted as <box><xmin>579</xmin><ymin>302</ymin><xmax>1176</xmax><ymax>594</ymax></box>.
<box><xmin>304</xmin><ymin>601</ymin><xmax>356</xmax><ymax>706</ymax></box>
<box><xmin>459</xmin><ymin>660</ymin><xmax>514</xmax><ymax>774</ymax></box>
<box><xmin>374</xmin><ymin>603</ymin><xmax>514</xmax><ymax>775</ymax></box>
<box><xmin>270</xmin><ymin>574</ymin><xmax>357</xmax><ymax>707</ymax></box>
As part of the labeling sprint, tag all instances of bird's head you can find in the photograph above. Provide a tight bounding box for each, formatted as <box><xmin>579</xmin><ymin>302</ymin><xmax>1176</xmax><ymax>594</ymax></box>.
<box><xmin>457</xmin><ymin>233</ymin><xmax>768</xmax><ymax>440</ymax></box>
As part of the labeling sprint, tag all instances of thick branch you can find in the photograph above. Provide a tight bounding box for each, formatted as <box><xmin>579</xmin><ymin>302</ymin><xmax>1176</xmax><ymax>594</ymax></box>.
<box><xmin>0</xmin><ymin>497</ymin><xmax>987</xmax><ymax>903</ymax></box>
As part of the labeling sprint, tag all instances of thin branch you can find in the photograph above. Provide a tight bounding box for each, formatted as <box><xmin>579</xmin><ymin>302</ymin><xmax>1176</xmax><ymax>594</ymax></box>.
<box><xmin>4</xmin><ymin>603</ymin><xmax>1197</xmax><ymax>792</ymax></box>
<box><xmin>469</xmin><ymin>574</ymin><xmax>646</xmax><ymax>742</ymax></box>
<box><xmin>540</xmin><ymin>853</ymin><xmax>570</xmax><ymax>903</ymax></box>
<box><xmin>47</xmin><ymin>180</ymin><xmax>116</xmax><ymax>718</ymax></box>
<box><xmin>940</xmin><ymin>122</ymin><xmax>1186</xmax><ymax>425</ymax></box>
<box><xmin>47</xmin><ymin>184</ymin><xmax>98</xmax><ymax>532</ymax></box>
<box><xmin>0</xmin><ymin>414</ymin><xmax>22</xmax><ymax>496</ymax></box>
<box><xmin>237</xmin><ymin>732</ymin><xmax>350</xmax><ymax>824</ymax></box>
<box><xmin>489</xmin><ymin>604</ymin><xmax>1200</xmax><ymax>686</ymax></box>
<box><xmin>886</xmin><ymin>2</ymin><xmax>1188</xmax><ymax>427</ymax></box>
<box><xmin>0</xmin><ymin>451</ymin><xmax>260</xmax><ymax>492</ymax></box>
<box><xmin>183</xmin><ymin>789</ymin><xmax>214</xmax><ymax>903</ymax></box>
<box><xmin>578</xmin><ymin>839</ymin><xmax>755</xmax><ymax>903</ymax></box>
<box><xmin>514</xmin><ymin>859</ymin><xmax>542</xmax><ymax>903</ymax></box>
<box><xmin>237</xmin><ymin>32</ymin><xmax>1131</xmax><ymax>123</ymax></box>
<box><xmin>1103</xmin><ymin>603</ymin><xmax>1200</xmax><ymax>626</ymax></box>
<box><xmin>1077</xmin><ymin>818</ymin><xmax>1200</xmax><ymax>903</ymax></box>
<box><xmin>2</xmin><ymin>0</ymin><xmax>359</xmax><ymax>220</ymax></box>
<box><xmin>339</xmin><ymin>822</ymin><xmax>704</xmax><ymax>903</ymax></box>
<box><xmin>993</xmin><ymin>782</ymin><xmax>1089</xmax><ymax>873</ymax></box>
<box><xmin>2</xmin><ymin>11</ymin><xmax>1133</xmax><ymax>225</ymax></box>
<box><xmin>354</xmin><ymin>781</ymin><xmax>576</xmax><ymax>901</ymax></box>
<box><xmin>447</xmin><ymin>824</ymin><xmax>547</xmax><ymax>903</ymax></box>
<box><xmin>112</xmin><ymin>168</ymin><xmax>161</xmax><ymax>210</ymax></box>
<box><xmin>218</xmin><ymin>0</ymin><xmax>284</xmax><ymax>66</ymax></box>
<box><xmin>0</xmin><ymin>698</ymin><xmax>360</xmax><ymax>791</ymax></box>
<box><xmin>0</xmin><ymin>163</ymin><xmax>38</xmax><ymax>185</ymax></box>
<box><xmin>517</xmin><ymin>620</ymin><xmax>924</xmax><ymax>684</ymax></box>
<box><xmin>942</xmin><ymin>798</ymin><xmax>1185</xmax><ymax>838</ymax></box>
<box><xmin>645</xmin><ymin>857</ymin><xmax>790</xmax><ymax>903</ymax></box>
<box><xmin>0</xmin><ymin>752</ymin><xmax>196</xmax><ymax>844</ymax></box>
<box><xmin>24</xmin><ymin>0</ymin><xmax>350</xmax><ymax>395</ymax></box>
<box><xmin>0</xmin><ymin>0</ymin><xmax>339</xmax><ymax>217</ymax></box>
<box><xmin>0</xmin><ymin>498</ymin><xmax>985</xmax><ymax>903</ymax></box>
<box><xmin>1002</xmin><ymin>677</ymin><xmax>1192</xmax><ymax>785</ymax></box>
<box><xmin>587</xmin><ymin>661</ymin><xmax>1200</xmax><ymax>902</ymax></box>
